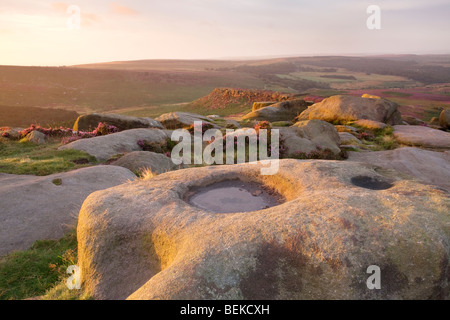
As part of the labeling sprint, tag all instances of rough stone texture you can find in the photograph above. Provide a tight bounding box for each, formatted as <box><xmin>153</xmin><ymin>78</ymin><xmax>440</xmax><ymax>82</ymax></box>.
<box><xmin>348</xmin><ymin>147</ymin><xmax>450</xmax><ymax>192</ymax></box>
<box><xmin>297</xmin><ymin>95</ymin><xmax>403</xmax><ymax>125</ymax></box>
<box><xmin>73</xmin><ymin>113</ymin><xmax>163</xmax><ymax>131</ymax></box>
<box><xmin>339</xmin><ymin>132</ymin><xmax>361</xmax><ymax>145</ymax></box>
<box><xmin>280</xmin><ymin>120</ymin><xmax>341</xmax><ymax>156</ymax></box>
<box><xmin>361</xmin><ymin>93</ymin><xmax>381</xmax><ymax>99</ymax></box>
<box><xmin>58</xmin><ymin>128</ymin><xmax>168</xmax><ymax>161</ymax></box>
<box><xmin>1</xmin><ymin>127</ymin><xmax>23</xmax><ymax>139</ymax></box>
<box><xmin>429</xmin><ymin>117</ymin><xmax>441</xmax><ymax>127</ymax></box>
<box><xmin>252</xmin><ymin>102</ymin><xmax>276</xmax><ymax>112</ymax></box>
<box><xmin>110</xmin><ymin>151</ymin><xmax>178</xmax><ymax>174</ymax></box>
<box><xmin>0</xmin><ymin>166</ymin><xmax>136</xmax><ymax>256</ymax></box>
<box><xmin>393</xmin><ymin>125</ymin><xmax>450</xmax><ymax>149</ymax></box>
<box><xmin>24</xmin><ymin>131</ymin><xmax>46</xmax><ymax>144</ymax></box>
<box><xmin>335</xmin><ymin>125</ymin><xmax>358</xmax><ymax>133</ymax></box>
<box><xmin>242</xmin><ymin>99</ymin><xmax>308</xmax><ymax>122</ymax></box>
<box><xmin>440</xmin><ymin>109</ymin><xmax>450</xmax><ymax>129</ymax></box>
<box><xmin>77</xmin><ymin>160</ymin><xmax>450</xmax><ymax>300</ymax></box>
<box><xmin>402</xmin><ymin>116</ymin><xmax>425</xmax><ymax>126</ymax></box>
<box><xmin>155</xmin><ymin>112</ymin><xmax>216</xmax><ymax>129</ymax></box>
<box><xmin>207</xmin><ymin>116</ymin><xmax>241</xmax><ymax>129</ymax></box>
<box><xmin>352</xmin><ymin>119</ymin><xmax>387</xmax><ymax>130</ymax></box>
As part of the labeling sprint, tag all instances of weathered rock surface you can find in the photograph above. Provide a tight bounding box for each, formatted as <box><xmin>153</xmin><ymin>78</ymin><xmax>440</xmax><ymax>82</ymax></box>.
<box><xmin>252</xmin><ymin>102</ymin><xmax>276</xmax><ymax>112</ymax></box>
<box><xmin>0</xmin><ymin>166</ymin><xmax>136</xmax><ymax>256</ymax></box>
<box><xmin>0</xmin><ymin>127</ymin><xmax>23</xmax><ymax>139</ymax></box>
<box><xmin>77</xmin><ymin>160</ymin><xmax>450</xmax><ymax>300</ymax></box>
<box><xmin>280</xmin><ymin>120</ymin><xmax>341</xmax><ymax>156</ymax></box>
<box><xmin>352</xmin><ymin>119</ymin><xmax>387</xmax><ymax>130</ymax></box>
<box><xmin>110</xmin><ymin>151</ymin><xmax>178</xmax><ymax>174</ymax></box>
<box><xmin>440</xmin><ymin>109</ymin><xmax>450</xmax><ymax>129</ymax></box>
<box><xmin>59</xmin><ymin>129</ymin><xmax>168</xmax><ymax>161</ymax></box>
<box><xmin>429</xmin><ymin>117</ymin><xmax>441</xmax><ymax>127</ymax></box>
<box><xmin>339</xmin><ymin>132</ymin><xmax>361</xmax><ymax>145</ymax></box>
<box><xmin>73</xmin><ymin>113</ymin><xmax>163</xmax><ymax>131</ymax></box>
<box><xmin>297</xmin><ymin>95</ymin><xmax>402</xmax><ymax>125</ymax></box>
<box><xmin>348</xmin><ymin>147</ymin><xmax>450</xmax><ymax>192</ymax></box>
<box><xmin>361</xmin><ymin>93</ymin><xmax>381</xmax><ymax>99</ymax></box>
<box><xmin>24</xmin><ymin>131</ymin><xmax>46</xmax><ymax>144</ymax></box>
<box><xmin>335</xmin><ymin>125</ymin><xmax>358</xmax><ymax>133</ymax></box>
<box><xmin>242</xmin><ymin>99</ymin><xmax>308</xmax><ymax>122</ymax></box>
<box><xmin>393</xmin><ymin>125</ymin><xmax>450</xmax><ymax>149</ymax></box>
<box><xmin>155</xmin><ymin>112</ymin><xmax>216</xmax><ymax>129</ymax></box>
<box><xmin>402</xmin><ymin>116</ymin><xmax>425</xmax><ymax>126</ymax></box>
<box><xmin>206</xmin><ymin>116</ymin><xmax>241</xmax><ymax>129</ymax></box>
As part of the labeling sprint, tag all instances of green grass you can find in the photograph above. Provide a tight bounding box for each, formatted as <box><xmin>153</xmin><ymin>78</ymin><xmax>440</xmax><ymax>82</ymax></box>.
<box><xmin>0</xmin><ymin>138</ymin><xmax>97</xmax><ymax>175</ymax></box>
<box><xmin>0</xmin><ymin>231</ymin><xmax>79</xmax><ymax>300</ymax></box>
<box><xmin>350</xmin><ymin>126</ymin><xmax>399</xmax><ymax>151</ymax></box>
<box><xmin>118</xmin><ymin>101</ymin><xmax>253</xmax><ymax>119</ymax></box>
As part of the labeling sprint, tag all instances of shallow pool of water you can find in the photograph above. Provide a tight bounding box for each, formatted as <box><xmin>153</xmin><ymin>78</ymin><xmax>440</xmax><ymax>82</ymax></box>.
<box><xmin>350</xmin><ymin>175</ymin><xmax>393</xmax><ymax>190</ymax></box>
<box><xmin>186</xmin><ymin>179</ymin><xmax>283</xmax><ymax>213</ymax></box>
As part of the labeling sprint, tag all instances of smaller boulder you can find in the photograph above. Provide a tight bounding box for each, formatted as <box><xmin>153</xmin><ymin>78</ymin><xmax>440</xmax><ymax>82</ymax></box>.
<box><xmin>73</xmin><ymin>113</ymin><xmax>163</xmax><ymax>131</ymax></box>
<box><xmin>402</xmin><ymin>116</ymin><xmax>425</xmax><ymax>126</ymax></box>
<box><xmin>59</xmin><ymin>128</ymin><xmax>168</xmax><ymax>161</ymax></box>
<box><xmin>252</xmin><ymin>102</ymin><xmax>276</xmax><ymax>112</ymax></box>
<box><xmin>297</xmin><ymin>95</ymin><xmax>402</xmax><ymax>125</ymax></box>
<box><xmin>155</xmin><ymin>112</ymin><xmax>216</xmax><ymax>129</ymax></box>
<box><xmin>439</xmin><ymin>109</ymin><xmax>450</xmax><ymax>129</ymax></box>
<box><xmin>352</xmin><ymin>119</ymin><xmax>387</xmax><ymax>130</ymax></box>
<box><xmin>339</xmin><ymin>132</ymin><xmax>361</xmax><ymax>145</ymax></box>
<box><xmin>24</xmin><ymin>131</ymin><xmax>46</xmax><ymax>144</ymax></box>
<box><xmin>242</xmin><ymin>99</ymin><xmax>308</xmax><ymax>122</ymax></box>
<box><xmin>1</xmin><ymin>127</ymin><xmax>23</xmax><ymax>139</ymax></box>
<box><xmin>393</xmin><ymin>125</ymin><xmax>450</xmax><ymax>149</ymax></box>
<box><xmin>111</xmin><ymin>151</ymin><xmax>178</xmax><ymax>174</ymax></box>
<box><xmin>280</xmin><ymin>120</ymin><xmax>341</xmax><ymax>157</ymax></box>
<box><xmin>361</xmin><ymin>93</ymin><xmax>381</xmax><ymax>99</ymax></box>
<box><xmin>428</xmin><ymin>117</ymin><xmax>441</xmax><ymax>127</ymax></box>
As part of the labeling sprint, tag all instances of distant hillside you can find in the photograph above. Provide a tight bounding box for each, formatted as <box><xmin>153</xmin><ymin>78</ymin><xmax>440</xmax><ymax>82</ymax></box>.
<box><xmin>0</xmin><ymin>65</ymin><xmax>267</xmax><ymax>113</ymax></box>
<box><xmin>1</xmin><ymin>54</ymin><xmax>449</xmax><ymax>118</ymax></box>
<box><xmin>189</xmin><ymin>88</ymin><xmax>296</xmax><ymax>111</ymax></box>
<box><xmin>0</xmin><ymin>105</ymin><xmax>79</xmax><ymax>127</ymax></box>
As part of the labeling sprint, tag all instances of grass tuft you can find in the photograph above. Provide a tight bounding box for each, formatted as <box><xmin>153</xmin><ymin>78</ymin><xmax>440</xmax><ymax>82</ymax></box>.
<box><xmin>0</xmin><ymin>231</ymin><xmax>79</xmax><ymax>300</ymax></box>
<box><xmin>0</xmin><ymin>139</ymin><xmax>96</xmax><ymax>175</ymax></box>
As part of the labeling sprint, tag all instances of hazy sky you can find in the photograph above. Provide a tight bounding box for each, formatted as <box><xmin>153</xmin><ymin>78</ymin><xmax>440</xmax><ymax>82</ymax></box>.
<box><xmin>1</xmin><ymin>0</ymin><xmax>449</xmax><ymax>66</ymax></box>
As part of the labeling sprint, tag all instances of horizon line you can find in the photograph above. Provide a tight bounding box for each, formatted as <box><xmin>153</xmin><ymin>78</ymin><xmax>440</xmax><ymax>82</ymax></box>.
<box><xmin>1</xmin><ymin>52</ymin><xmax>450</xmax><ymax>68</ymax></box>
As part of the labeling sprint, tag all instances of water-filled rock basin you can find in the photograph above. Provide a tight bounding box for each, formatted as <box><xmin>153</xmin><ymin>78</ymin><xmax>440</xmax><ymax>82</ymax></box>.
<box><xmin>186</xmin><ymin>179</ymin><xmax>283</xmax><ymax>213</ymax></box>
<box><xmin>350</xmin><ymin>175</ymin><xmax>393</xmax><ymax>190</ymax></box>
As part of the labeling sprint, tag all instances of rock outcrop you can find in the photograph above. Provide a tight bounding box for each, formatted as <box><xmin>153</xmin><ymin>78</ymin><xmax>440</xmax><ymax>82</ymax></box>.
<box><xmin>77</xmin><ymin>160</ymin><xmax>450</xmax><ymax>300</ymax></box>
<box><xmin>339</xmin><ymin>132</ymin><xmax>361</xmax><ymax>145</ymax></box>
<box><xmin>297</xmin><ymin>95</ymin><xmax>403</xmax><ymax>125</ymax></box>
<box><xmin>24</xmin><ymin>131</ymin><xmax>46</xmax><ymax>144</ymax></box>
<box><xmin>279</xmin><ymin>120</ymin><xmax>341</xmax><ymax>156</ymax></box>
<box><xmin>58</xmin><ymin>128</ymin><xmax>168</xmax><ymax>161</ymax></box>
<box><xmin>440</xmin><ymin>109</ymin><xmax>450</xmax><ymax>129</ymax></box>
<box><xmin>73</xmin><ymin>113</ymin><xmax>163</xmax><ymax>131</ymax></box>
<box><xmin>393</xmin><ymin>125</ymin><xmax>450</xmax><ymax>149</ymax></box>
<box><xmin>242</xmin><ymin>99</ymin><xmax>308</xmax><ymax>122</ymax></box>
<box><xmin>352</xmin><ymin>119</ymin><xmax>387</xmax><ymax>131</ymax></box>
<box><xmin>252</xmin><ymin>102</ymin><xmax>276</xmax><ymax>112</ymax></box>
<box><xmin>0</xmin><ymin>166</ymin><xmax>136</xmax><ymax>256</ymax></box>
<box><xmin>155</xmin><ymin>112</ymin><xmax>217</xmax><ymax>130</ymax></box>
<box><xmin>347</xmin><ymin>147</ymin><xmax>450</xmax><ymax>192</ymax></box>
<box><xmin>110</xmin><ymin>151</ymin><xmax>178</xmax><ymax>174</ymax></box>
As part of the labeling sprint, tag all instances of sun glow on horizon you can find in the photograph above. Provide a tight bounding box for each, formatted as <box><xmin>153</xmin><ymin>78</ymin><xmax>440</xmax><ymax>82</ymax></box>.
<box><xmin>1</xmin><ymin>0</ymin><xmax>449</xmax><ymax>66</ymax></box>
